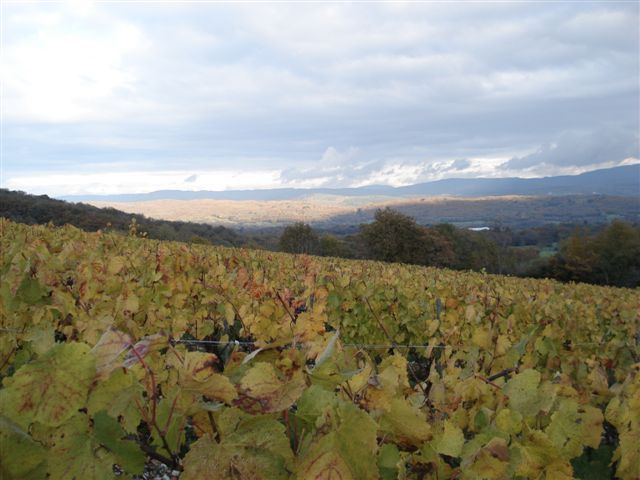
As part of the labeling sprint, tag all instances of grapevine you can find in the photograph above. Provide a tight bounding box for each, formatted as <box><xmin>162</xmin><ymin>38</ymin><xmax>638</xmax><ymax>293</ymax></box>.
<box><xmin>0</xmin><ymin>219</ymin><xmax>638</xmax><ymax>479</ymax></box>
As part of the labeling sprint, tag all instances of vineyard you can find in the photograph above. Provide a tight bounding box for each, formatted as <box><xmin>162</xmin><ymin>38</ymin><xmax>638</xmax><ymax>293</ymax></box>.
<box><xmin>0</xmin><ymin>218</ymin><xmax>638</xmax><ymax>479</ymax></box>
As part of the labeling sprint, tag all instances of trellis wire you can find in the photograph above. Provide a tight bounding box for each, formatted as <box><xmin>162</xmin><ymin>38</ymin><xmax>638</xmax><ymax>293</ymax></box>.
<box><xmin>172</xmin><ymin>338</ymin><xmax>603</xmax><ymax>349</ymax></box>
<box><xmin>0</xmin><ymin>327</ymin><xmax>609</xmax><ymax>349</ymax></box>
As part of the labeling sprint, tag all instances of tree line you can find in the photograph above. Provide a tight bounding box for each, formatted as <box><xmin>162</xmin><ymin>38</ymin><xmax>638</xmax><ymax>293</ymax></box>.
<box><xmin>3</xmin><ymin>189</ymin><xmax>637</xmax><ymax>288</ymax></box>
<box><xmin>279</xmin><ymin>207</ymin><xmax>640</xmax><ymax>288</ymax></box>
<box><xmin>0</xmin><ymin>189</ymin><xmax>245</xmax><ymax>246</ymax></box>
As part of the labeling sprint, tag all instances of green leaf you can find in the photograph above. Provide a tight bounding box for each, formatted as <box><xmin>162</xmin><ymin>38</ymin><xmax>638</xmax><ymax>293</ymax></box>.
<box><xmin>16</xmin><ymin>274</ymin><xmax>49</xmax><ymax>305</ymax></box>
<box><xmin>0</xmin><ymin>415</ymin><xmax>47</xmax><ymax>479</ymax></box>
<box><xmin>151</xmin><ymin>394</ymin><xmax>187</xmax><ymax>454</ymax></box>
<box><xmin>378</xmin><ymin>443</ymin><xmax>401</xmax><ymax>480</ymax></box>
<box><xmin>87</xmin><ymin>368</ymin><xmax>143</xmax><ymax>432</ymax></box>
<box><xmin>495</xmin><ymin>408</ymin><xmax>523</xmax><ymax>436</ymax></box>
<box><xmin>47</xmin><ymin>415</ymin><xmax>115</xmax><ymax>480</ymax></box>
<box><xmin>93</xmin><ymin>411</ymin><xmax>145</xmax><ymax>474</ymax></box>
<box><xmin>296</xmin><ymin>401</ymin><xmax>379</xmax><ymax>479</ymax></box>
<box><xmin>571</xmin><ymin>445</ymin><xmax>615</xmax><ymax>480</ymax></box>
<box><xmin>503</xmin><ymin>369</ymin><xmax>542</xmax><ymax>417</ymax></box>
<box><xmin>24</xmin><ymin>326</ymin><xmax>56</xmax><ymax>356</ymax></box>
<box><xmin>182</xmin><ymin>408</ymin><xmax>294</xmax><ymax>480</ymax></box>
<box><xmin>379</xmin><ymin>398</ymin><xmax>432</xmax><ymax>447</ymax></box>
<box><xmin>1</xmin><ymin>342</ymin><xmax>95</xmax><ymax>428</ymax></box>
<box><xmin>435</xmin><ymin>420</ymin><xmax>465</xmax><ymax>458</ymax></box>
<box><xmin>295</xmin><ymin>384</ymin><xmax>337</xmax><ymax>429</ymax></box>
<box><xmin>546</xmin><ymin>399</ymin><xmax>603</xmax><ymax>458</ymax></box>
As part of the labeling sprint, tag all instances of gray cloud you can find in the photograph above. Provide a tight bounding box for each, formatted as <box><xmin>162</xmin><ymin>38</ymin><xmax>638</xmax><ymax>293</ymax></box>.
<box><xmin>502</xmin><ymin>128</ymin><xmax>639</xmax><ymax>170</ymax></box>
<box><xmin>184</xmin><ymin>174</ymin><xmax>198</xmax><ymax>183</ymax></box>
<box><xmin>449</xmin><ymin>159</ymin><xmax>471</xmax><ymax>170</ymax></box>
<box><xmin>2</xmin><ymin>2</ymin><xmax>639</xmax><ymax>194</ymax></box>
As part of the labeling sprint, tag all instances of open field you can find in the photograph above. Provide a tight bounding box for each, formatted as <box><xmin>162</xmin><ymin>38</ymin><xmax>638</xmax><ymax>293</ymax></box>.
<box><xmin>89</xmin><ymin>194</ymin><xmax>639</xmax><ymax>230</ymax></box>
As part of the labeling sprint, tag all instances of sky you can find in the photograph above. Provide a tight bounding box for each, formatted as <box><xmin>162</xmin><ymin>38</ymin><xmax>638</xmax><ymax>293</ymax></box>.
<box><xmin>1</xmin><ymin>1</ymin><xmax>639</xmax><ymax>196</ymax></box>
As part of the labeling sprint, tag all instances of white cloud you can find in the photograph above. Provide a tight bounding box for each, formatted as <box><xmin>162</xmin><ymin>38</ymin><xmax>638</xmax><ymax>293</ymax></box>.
<box><xmin>2</xmin><ymin>2</ymin><xmax>638</xmax><ymax>195</ymax></box>
<box><xmin>4</xmin><ymin>6</ymin><xmax>149</xmax><ymax>123</ymax></box>
<box><xmin>5</xmin><ymin>169</ymin><xmax>283</xmax><ymax>196</ymax></box>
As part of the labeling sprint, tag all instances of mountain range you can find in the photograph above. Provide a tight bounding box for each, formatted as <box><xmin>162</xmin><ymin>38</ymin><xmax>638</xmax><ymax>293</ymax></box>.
<box><xmin>61</xmin><ymin>164</ymin><xmax>639</xmax><ymax>202</ymax></box>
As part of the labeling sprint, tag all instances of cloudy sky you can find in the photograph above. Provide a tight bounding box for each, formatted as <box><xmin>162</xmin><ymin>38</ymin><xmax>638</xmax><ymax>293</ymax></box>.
<box><xmin>2</xmin><ymin>1</ymin><xmax>639</xmax><ymax>196</ymax></box>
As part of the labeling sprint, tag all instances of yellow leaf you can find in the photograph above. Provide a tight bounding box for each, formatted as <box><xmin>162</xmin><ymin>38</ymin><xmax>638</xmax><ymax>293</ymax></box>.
<box><xmin>178</xmin><ymin>352</ymin><xmax>237</xmax><ymax>404</ymax></box>
<box><xmin>107</xmin><ymin>256</ymin><xmax>126</xmax><ymax>275</ymax></box>
<box><xmin>435</xmin><ymin>420</ymin><xmax>465</xmax><ymax>458</ymax></box>
<box><xmin>379</xmin><ymin>398</ymin><xmax>431</xmax><ymax>447</ymax></box>
<box><xmin>546</xmin><ymin>399</ymin><xmax>603</xmax><ymax>457</ymax></box>
<box><xmin>495</xmin><ymin>408</ymin><xmax>523</xmax><ymax>436</ymax></box>
<box><xmin>236</xmin><ymin>360</ymin><xmax>306</xmax><ymax>413</ymax></box>
<box><xmin>472</xmin><ymin>329</ymin><xmax>491</xmax><ymax>349</ymax></box>
<box><xmin>124</xmin><ymin>294</ymin><xmax>139</xmax><ymax>314</ymax></box>
<box><xmin>0</xmin><ymin>343</ymin><xmax>95</xmax><ymax>428</ymax></box>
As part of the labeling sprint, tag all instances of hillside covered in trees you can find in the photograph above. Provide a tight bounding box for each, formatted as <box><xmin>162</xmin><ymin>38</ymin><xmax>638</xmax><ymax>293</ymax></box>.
<box><xmin>279</xmin><ymin>209</ymin><xmax>640</xmax><ymax>288</ymax></box>
<box><xmin>0</xmin><ymin>189</ymin><xmax>242</xmax><ymax>247</ymax></box>
<box><xmin>3</xmin><ymin>188</ymin><xmax>639</xmax><ymax>287</ymax></box>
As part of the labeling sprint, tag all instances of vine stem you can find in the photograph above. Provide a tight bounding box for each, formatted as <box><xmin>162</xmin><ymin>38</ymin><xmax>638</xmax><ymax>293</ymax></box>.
<box><xmin>276</xmin><ymin>291</ymin><xmax>296</xmax><ymax>322</ymax></box>
<box><xmin>128</xmin><ymin>343</ymin><xmax>178</xmax><ymax>465</ymax></box>
<box><xmin>363</xmin><ymin>296</ymin><xmax>431</xmax><ymax>403</ymax></box>
<box><xmin>0</xmin><ymin>347</ymin><xmax>17</xmax><ymax>371</ymax></box>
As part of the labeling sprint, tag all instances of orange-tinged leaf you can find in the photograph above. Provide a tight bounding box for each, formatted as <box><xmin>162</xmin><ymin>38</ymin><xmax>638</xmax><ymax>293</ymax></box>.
<box><xmin>178</xmin><ymin>352</ymin><xmax>237</xmax><ymax>404</ymax></box>
<box><xmin>91</xmin><ymin>328</ymin><xmax>132</xmax><ymax>379</ymax></box>
<box><xmin>122</xmin><ymin>333</ymin><xmax>168</xmax><ymax>368</ymax></box>
<box><xmin>182</xmin><ymin>408</ymin><xmax>293</xmax><ymax>480</ymax></box>
<box><xmin>0</xmin><ymin>343</ymin><xmax>94</xmax><ymax>428</ymax></box>
<box><xmin>236</xmin><ymin>361</ymin><xmax>306</xmax><ymax>413</ymax></box>
<box><xmin>296</xmin><ymin>401</ymin><xmax>378</xmax><ymax>480</ymax></box>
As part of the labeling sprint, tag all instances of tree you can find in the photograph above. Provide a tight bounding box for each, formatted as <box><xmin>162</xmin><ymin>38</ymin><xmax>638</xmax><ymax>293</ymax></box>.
<box><xmin>279</xmin><ymin>222</ymin><xmax>320</xmax><ymax>254</ymax></box>
<box><xmin>546</xmin><ymin>227</ymin><xmax>596</xmax><ymax>283</ymax></box>
<box><xmin>359</xmin><ymin>208</ymin><xmax>454</xmax><ymax>266</ymax></box>
<box><xmin>592</xmin><ymin>220</ymin><xmax>640</xmax><ymax>287</ymax></box>
<box><xmin>319</xmin><ymin>234</ymin><xmax>351</xmax><ymax>258</ymax></box>
<box><xmin>433</xmin><ymin>224</ymin><xmax>498</xmax><ymax>271</ymax></box>
<box><xmin>545</xmin><ymin>221</ymin><xmax>640</xmax><ymax>287</ymax></box>
<box><xmin>360</xmin><ymin>208</ymin><xmax>424</xmax><ymax>263</ymax></box>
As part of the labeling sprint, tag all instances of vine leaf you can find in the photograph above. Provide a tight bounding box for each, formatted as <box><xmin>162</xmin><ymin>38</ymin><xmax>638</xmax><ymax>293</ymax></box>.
<box><xmin>434</xmin><ymin>420</ymin><xmax>465</xmax><ymax>458</ymax></box>
<box><xmin>93</xmin><ymin>410</ymin><xmax>145</xmax><ymax>474</ymax></box>
<box><xmin>461</xmin><ymin>437</ymin><xmax>511</xmax><ymax>478</ymax></box>
<box><xmin>503</xmin><ymin>369</ymin><xmax>551</xmax><ymax>417</ymax></box>
<box><xmin>122</xmin><ymin>333</ymin><xmax>167</xmax><ymax>368</ymax></box>
<box><xmin>546</xmin><ymin>399</ymin><xmax>603</xmax><ymax>458</ymax></box>
<box><xmin>378</xmin><ymin>443</ymin><xmax>401</xmax><ymax>480</ymax></box>
<box><xmin>182</xmin><ymin>408</ymin><xmax>293</xmax><ymax>480</ymax></box>
<box><xmin>495</xmin><ymin>408</ymin><xmax>523</xmax><ymax>436</ymax></box>
<box><xmin>47</xmin><ymin>414</ymin><xmax>116</xmax><ymax>480</ymax></box>
<box><xmin>295</xmin><ymin>384</ymin><xmax>337</xmax><ymax>429</ymax></box>
<box><xmin>0</xmin><ymin>415</ymin><xmax>47</xmax><ymax>479</ymax></box>
<box><xmin>365</xmin><ymin>353</ymin><xmax>410</xmax><ymax>412</ymax></box>
<box><xmin>379</xmin><ymin>398</ymin><xmax>432</xmax><ymax>447</ymax></box>
<box><xmin>178</xmin><ymin>351</ymin><xmax>237</xmax><ymax>404</ymax></box>
<box><xmin>92</xmin><ymin>328</ymin><xmax>132</xmax><ymax>379</ymax></box>
<box><xmin>513</xmin><ymin>429</ymin><xmax>574</xmax><ymax>479</ymax></box>
<box><xmin>0</xmin><ymin>342</ymin><xmax>94</xmax><ymax>428</ymax></box>
<box><xmin>235</xmin><ymin>356</ymin><xmax>306</xmax><ymax>413</ymax></box>
<box><xmin>296</xmin><ymin>401</ymin><xmax>379</xmax><ymax>480</ymax></box>
<box><xmin>87</xmin><ymin>368</ymin><xmax>144</xmax><ymax>432</ymax></box>
<box><xmin>16</xmin><ymin>274</ymin><xmax>49</xmax><ymax>305</ymax></box>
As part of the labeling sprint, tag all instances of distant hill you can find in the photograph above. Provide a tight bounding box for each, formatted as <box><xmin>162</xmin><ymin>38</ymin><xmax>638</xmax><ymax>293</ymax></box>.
<box><xmin>84</xmin><ymin>194</ymin><xmax>640</xmax><ymax>231</ymax></box>
<box><xmin>0</xmin><ymin>189</ymin><xmax>243</xmax><ymax>247</ymax></box>
<box><xmin>61</xmin><ymin>164</ymin><xmax>639</xmax><ymax>202</ymax></box>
